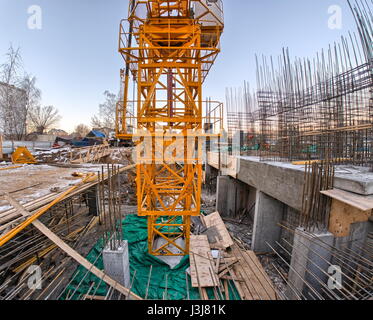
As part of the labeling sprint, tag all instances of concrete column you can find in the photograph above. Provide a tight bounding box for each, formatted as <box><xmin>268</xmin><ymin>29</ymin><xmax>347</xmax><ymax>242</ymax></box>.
<box><xmin>216</xmin><ymin>175</ymin><xmax>251</xmax><ymax>218</ymax></box>
<box><xmin>103</xmin><ymin>240</ymin><xmax>131</xmax><ymax>290</ymax></box>
<box><xmin>285</xmin><ymin>228</ymin><xmax>334</xmax><ymax>300</ymax></box>
<box><xmin>216</xmin><ymin>176</ymin><xmax>232</xmax><ymax>216</ymax></box>
<box><xmin>251</xmin><ymin>191</ymin><xmax>284</xmax><ymax>253</ymax></box>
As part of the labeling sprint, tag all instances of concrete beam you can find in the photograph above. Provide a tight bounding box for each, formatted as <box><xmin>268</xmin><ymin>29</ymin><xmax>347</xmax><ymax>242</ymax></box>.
<box><xmin>208</xmin><ymin>154</ymin><xmax>373</xmax><ymax>211</ymax></box>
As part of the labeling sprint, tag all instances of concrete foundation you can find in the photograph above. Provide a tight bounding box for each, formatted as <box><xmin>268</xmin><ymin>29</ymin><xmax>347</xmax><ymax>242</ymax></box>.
<box><xmin>154</xmin><ymin>237</ymin><xmax>185</xmax><ymax>269</ymax></box>
<box><xmin>285</xmin><ymin>228</ymin><xmax>334</xmax><ymax>300</ymax></box>
<box><xmin>206</xmin><ymin>153</ymin><xmax>373</xmax><ymax>300</ymax></box>
<box><xmin>103</xmin><ymin>240</ymin><xmax>130</xmax><ymax>289</ymax></box>
<box><xmin>251</xmin><ymin>191</ymin><xmax>284</xmax><ymax>253</ymax></box>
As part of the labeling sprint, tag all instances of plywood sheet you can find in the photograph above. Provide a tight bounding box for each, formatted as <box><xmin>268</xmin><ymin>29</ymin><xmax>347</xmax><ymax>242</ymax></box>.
<box><xmin>321</xmin><ymin>188</ymin><xmax>373</xmax><ymax>211</ymax></box>
<box><xmin>202</xmin><ymin>212</ymin><xmax>234</xmax><ymax>249</ymax></box>
<box><xmin>329</xmin><ymin>198</ymin><xmax>371</xmax><ymax>237</ymax></box>
<box><xmin>189</xmin><ymin>235</ymin><xmax>219</xmax><ymax>288</ymax></box>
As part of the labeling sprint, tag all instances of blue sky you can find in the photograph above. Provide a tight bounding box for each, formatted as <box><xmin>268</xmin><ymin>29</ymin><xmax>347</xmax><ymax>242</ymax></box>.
<box><xmin>0</xmin><ymin>0</ymin><xmax>357</xmax><ymax>132</ymax></box>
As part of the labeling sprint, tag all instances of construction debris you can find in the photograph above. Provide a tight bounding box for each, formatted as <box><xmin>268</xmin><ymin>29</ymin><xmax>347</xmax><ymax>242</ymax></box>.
<box><xmin>190</xmin><ymin>211</ymin><xmax>279</xmax><ymax>300</ymax></box>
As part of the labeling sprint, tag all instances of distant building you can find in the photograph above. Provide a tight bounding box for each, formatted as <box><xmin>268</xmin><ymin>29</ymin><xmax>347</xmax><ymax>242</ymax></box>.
<box><xmin>0</xmin><ymin>81</ymin><xmax>27</xmax><ymax>140</ymax></box>
<box><xmin>48</xmin><ymin>129</ymin><xmax>69</xmax><ymax>137</ymax></box>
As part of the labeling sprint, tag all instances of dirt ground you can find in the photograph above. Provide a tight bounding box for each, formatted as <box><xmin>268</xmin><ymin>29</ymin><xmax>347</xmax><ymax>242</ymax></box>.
<box><xmin>0</xmin><ymin>164</ymin><xmax>103</xmax><ymax>212</ymax></box>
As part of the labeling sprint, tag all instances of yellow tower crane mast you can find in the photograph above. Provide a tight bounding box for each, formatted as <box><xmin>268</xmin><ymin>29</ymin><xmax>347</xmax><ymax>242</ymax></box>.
<box><xmin>116</xmin><ymin>0</ymin><xmax>224</xmax><ymax>256</ymax></box>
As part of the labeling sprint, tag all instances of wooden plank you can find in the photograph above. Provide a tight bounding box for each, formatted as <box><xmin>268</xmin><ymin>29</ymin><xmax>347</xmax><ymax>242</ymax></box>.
<box><xmin>320</xmin><ymin>188</ymin><xmax>373</xmax><ymax>211</ymax></box>
<box><xmin>218</xmin><ymin>259</ymin><xmax>239</xmax><ymax>277</ymax></box>
<box><xmin>245</xmin><ymin>250</ymin><xmax>277</xmax><ymax>300</ymax></box>
<box><xmin>202</xmin><ymin>212</ymin><xmax>234</xmax><ymax>249</ymax></box>
<box><xmin>4</xmin><ymin>194</ymin><xmax>142</xmax><ymax>300</ymax></box>
<box><xmin>84</xmin><ymin>294</ymin><xmax>106</xmax><ymax>300</ymax></box>
<box><xmin>229</xmin><ymin>267</ymin><xmax>249</xmax><ymax>300</ymax></box>
<box><xmin>201</xmin><ymin>288</ymin><xmax>209</xmax><ymax>300</ymax></box>
<box><xmin>220</xmin><ymin>275</ymin><xmax>245</xmax><ymax>282</ymax></box>
<box><xmin>189</xmin><ymin>235</ymin><xmax>219</xmax><ymax>288</ymax></box>
<box><xmin>232</xmin><ymin>259</ymin><xmax>258</xmax><ymax>300</ymax></box>
<box><xmin>232</xmin><ymin>246</ymin><xmax>277</xmax><ymax>300</ymax></box>
<box><xmin>329</xmin><ymin>198</ymin><xmax>372</xmax><ymax>237</ymax></box>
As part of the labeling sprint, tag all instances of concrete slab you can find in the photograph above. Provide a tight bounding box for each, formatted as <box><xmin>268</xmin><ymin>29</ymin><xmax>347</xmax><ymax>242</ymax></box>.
<box><xmin>153</xmin><ymin>237</ymin><xmax>185</xmax><ymax>269</ymax></box>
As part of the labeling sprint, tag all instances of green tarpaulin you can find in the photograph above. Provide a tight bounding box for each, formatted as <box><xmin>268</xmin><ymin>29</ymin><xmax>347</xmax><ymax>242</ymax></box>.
<box><xmin>61</xmin><ymin>214</ymin><xmax>239</xmax><ymax>300</ymax></box>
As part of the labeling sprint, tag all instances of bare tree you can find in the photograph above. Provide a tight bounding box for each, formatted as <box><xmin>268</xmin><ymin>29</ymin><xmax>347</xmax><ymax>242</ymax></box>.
<box><xmin>0</xmin><ymin>45</ymin><xmax>22</xmax><ymax>86</ymax></box>
<box><xmin>29</xmin><ymin>105</ymin><xmax>61</xmax><ymax>134</ymax></box>
<box><xmin>20</xmin><ymin>74</ymin><xmax>41</xmax><ymax>136</ymax></box>
<box><xmin>91</xmin><ymin>90</ymin><xmax>117</xmax><ymax>129</ymax></box>
<box><xmin>0</xmin><ymin>46</ymin><xmax>42</xmax><ymax>140</ymax></box>
<box><xmin>0</xmin><ymin>45</ymin><xmax>26</xmax><ymax>139</ymax></box>
<box><xmin>74</xmin><ymin>123</ymin><xmax>90</xmax><ymax>138</ymax></box>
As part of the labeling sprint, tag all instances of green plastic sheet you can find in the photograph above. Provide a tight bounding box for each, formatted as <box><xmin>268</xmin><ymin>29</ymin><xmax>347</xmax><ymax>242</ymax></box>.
<box><xmin>61</xmin><ymin>215</ymin><xmax>240</xmax><ymax>300</ymax></box>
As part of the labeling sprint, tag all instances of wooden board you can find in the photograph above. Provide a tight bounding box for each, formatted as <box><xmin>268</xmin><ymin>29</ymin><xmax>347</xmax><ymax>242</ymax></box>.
<box><xmin>189</xmin><ymin>235</ymin><xmax>219</xmax><ymax>288</ymax></box>
<box><xmin>202</xmin><ymin>212</ymin><xmax>234</xmax><ymax>249</ymax></box>
<box><xmin>321</xmin><ymin>188</ymin><xmax>373</xmax><ymax>211</ymax></box>
<box><xmin>231</xmin><ymin>246</ymin><xmax>277</xmax><ymax>300</ymax></box>
<box><xmin>245</xmin><ymin>250</ymin><xmax>277</xmax><ymax>300</ymax></box>
<box><xmin>329</xmin><ymin>198</ymin><xmax>372</xmax><ymax>237</ymax></box>
<box><xmin>5</xmin><ymin>194</ymin><xmax>142</xmax><ymax>300</ymax></box>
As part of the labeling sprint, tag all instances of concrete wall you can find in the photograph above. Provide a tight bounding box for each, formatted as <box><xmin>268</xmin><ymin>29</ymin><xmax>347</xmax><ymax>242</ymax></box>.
<box><xmin>210</xmin><ymin>154</ymin><xmax>373</xmax><ymax>299</ymax></box>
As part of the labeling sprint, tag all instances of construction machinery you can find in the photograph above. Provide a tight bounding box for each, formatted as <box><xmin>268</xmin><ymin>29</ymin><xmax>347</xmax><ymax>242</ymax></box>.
<box><xmin>11</xmin><ymin>147</ymin><xmax>37</xmax><ymax>164</ymax></box>
<box><xmin>116</xmin><ymin>0</ymin><xmax>224</xmax><ymax>256</ymax></box>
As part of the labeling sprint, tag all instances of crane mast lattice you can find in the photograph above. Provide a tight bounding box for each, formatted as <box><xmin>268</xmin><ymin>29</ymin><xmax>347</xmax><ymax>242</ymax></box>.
<box><xmin>116</xmin><ymin>0</ymin><xmax>224</xmax><ymax>256</ymax></box>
